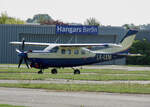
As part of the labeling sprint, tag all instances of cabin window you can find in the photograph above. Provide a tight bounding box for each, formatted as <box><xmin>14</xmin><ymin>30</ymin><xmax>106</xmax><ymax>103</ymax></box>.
<box><xmin>74</xmin><ymin>50</ymin><xmax>79</xmax><ymax>55</ymax></box>
<box><xmin>61</xmin><ymin>49</ymin><xmax>66</xmax><ymax>54</ymax></box>
<box><xmin>81</xmin><ymin>50</ymin><xmax>86</xmax><ymax>54</ymax></box>
<box><xmin>67</xmin><ymin>49</ymin><xmax>71</xmax><ymax>54</ymax></box>
<box><xmin>50</xmin><ymin>47</ymin><xmax>59</xmax><ymax>53</ymax></box>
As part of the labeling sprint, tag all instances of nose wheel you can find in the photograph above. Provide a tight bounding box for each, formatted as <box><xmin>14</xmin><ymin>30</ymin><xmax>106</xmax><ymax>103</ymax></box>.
<box><xmin>51</xmin><ymin>69</ymin><xmax>58</xmax><ymax>74</ymax></box>
<box><xmin>74</xmin><ymin>69</ymin><xmax>80</xmax><ymax>74</ymax></box>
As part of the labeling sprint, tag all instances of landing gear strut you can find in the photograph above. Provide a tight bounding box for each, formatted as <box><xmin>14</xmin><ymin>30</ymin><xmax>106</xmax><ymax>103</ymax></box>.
<box><xmin>38</xmin><ymin>69</ymin><xmax>43</xmax><ymax>74</ymax></box>
<box><xmin>74</xmin><ymin>69</ymin><xmax>80</xmax><ymax>74</ymax></box>
<box><xmin>51</xmin><ymin>69</ymin><xmax>57</xmax><ymax>74</ymax></box>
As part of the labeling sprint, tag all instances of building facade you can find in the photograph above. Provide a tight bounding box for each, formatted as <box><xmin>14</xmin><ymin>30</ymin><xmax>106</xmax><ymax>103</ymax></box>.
<box><xmin>0</xmin><ymin>24</ymin><xmax>131</xmax><ymax>64</ymax></box>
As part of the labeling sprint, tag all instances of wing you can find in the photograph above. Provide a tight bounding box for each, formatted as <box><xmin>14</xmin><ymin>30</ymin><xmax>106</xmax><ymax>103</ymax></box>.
<box><xmin>10</xmin><ymin>42</ymin><xmax>51</xmax><ymax>46</ymax></box>
<box><xmin>10</xmin><ymin>42</ymin><xmax>122</xmax><ymax>47</ymax></box>
<box><xmin>57</xmin><ymin>43</ymin><xmax>122</xmax><ymax>47</ymax></box>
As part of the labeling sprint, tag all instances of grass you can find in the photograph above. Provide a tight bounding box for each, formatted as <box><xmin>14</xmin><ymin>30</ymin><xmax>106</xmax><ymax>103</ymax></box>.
<box><xmin>1</xmin><ymin>67</ymin><xmax>150</xmax><ymax>74</ymax></box>
<box><xmin>0</xmin><ymin>67</ymin><xmax>150</xmax><ymax>81</ymax></box>
<box><xmin>1</xmin><ymin>64</ymin><xmax>149</xmax><ymax>66</ymax></box>
<box><xmin>0</xmin><ymin>67</ymin><xmax>38</xmax><ymax>73</ymax></box>
<box><xmin>126</xmin><ymin>65</ymin><xmax>150</xmax><ymax>67</ymax></box>
<box><xmin>0</xmin><ymin>73</ymin><xmax>150</xmax><ymax>81</ymax></box>
<box><xmin>0</xmin><ymin>66</ymin><xmax>150</xmax><ymax>94</ymax></box>
<box><xmin>0</xmin><ymin>104</ymin><xmax>26</xmax><ymax>107</ymax></box>
<box><xmin>0</xmin><ymin>83</ymin><xmax>150</xmax><ymax>94</ymax></box>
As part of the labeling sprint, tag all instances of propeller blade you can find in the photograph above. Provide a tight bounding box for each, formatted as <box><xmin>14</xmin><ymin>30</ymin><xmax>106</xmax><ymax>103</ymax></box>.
<box><xmin>18</xmin><ymin>57</ymin><xmax>23</xmax><ymax>68</ymax></box>
<box><xmin>16</xmin><ymin>48</ymin><xmax>21</xmax><ymax>53</ymax></box>
<box><xmin>22</xmin><ymin>38</ymin><xmax>25</xmax><ymax>51</ymax></box>
<box><xmin>24</xmin><ymin>58</ymin><xmax>29</xmax><ymax>69</ymax></box>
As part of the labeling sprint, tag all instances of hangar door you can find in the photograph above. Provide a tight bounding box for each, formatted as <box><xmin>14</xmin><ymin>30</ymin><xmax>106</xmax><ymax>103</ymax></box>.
<box><xmin>19</xmin><ymin>33</ymin><xmax>116</xmax><ymax>43</ymax></box>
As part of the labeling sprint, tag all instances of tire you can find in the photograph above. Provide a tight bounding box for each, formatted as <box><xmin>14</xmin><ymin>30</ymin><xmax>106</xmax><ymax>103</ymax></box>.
<box><xmin>38</xmin><ymin>70</ymin><xmax>43</xmax><ymax>74</ymax></box>
<box><xmin>74</xmin><ymin>69</ymin><xmax>80</xmax><ymax>74</ymax></box>
<box><xmin>51</xmin><ymin>69</ymin><xmax>57</xmax><ymax>74</ymax></box>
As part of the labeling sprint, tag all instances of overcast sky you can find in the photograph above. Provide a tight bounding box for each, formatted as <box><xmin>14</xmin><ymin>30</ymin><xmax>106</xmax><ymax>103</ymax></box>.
<box><xmin>1</xmin><ymin>0</ymin><xmax>150</xmax><ymax>26</ymax></box>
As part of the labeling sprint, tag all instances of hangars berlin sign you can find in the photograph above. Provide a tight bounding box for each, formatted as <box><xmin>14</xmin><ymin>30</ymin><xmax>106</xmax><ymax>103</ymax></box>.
<box><xmin>56</xmin><ymin>25</ymin><xmax>98</xmax><ymax>35</ymax></box>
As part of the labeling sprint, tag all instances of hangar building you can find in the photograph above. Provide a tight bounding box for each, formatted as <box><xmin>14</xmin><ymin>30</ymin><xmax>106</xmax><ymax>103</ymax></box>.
<box><xmin>0</xmin><ymin>24</ymin><xmax>137</xmax><ymax>64</ymax></box>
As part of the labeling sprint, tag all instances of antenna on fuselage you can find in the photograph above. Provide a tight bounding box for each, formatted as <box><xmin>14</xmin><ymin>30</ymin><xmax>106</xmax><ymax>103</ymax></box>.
<box><xmin>54</xmin><ymin>36</ymin><xmax>60</xmax><ymax>43</ymax></box>
<box><xmin>68</xmin><ymin>36</ymin><xmax>74</xmax><ymax>43</ymax></box>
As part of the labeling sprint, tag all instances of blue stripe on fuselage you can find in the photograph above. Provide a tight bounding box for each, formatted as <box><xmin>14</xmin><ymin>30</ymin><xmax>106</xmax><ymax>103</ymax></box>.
<box><xmin>29</xmin><ymin>57</ymin><xmax>96</xmax><ymax>68</ymax></box>
<box><xmin>28</xmin><ymin>53</ymin><xmax>125</xmax><ymax>68</ymax></box>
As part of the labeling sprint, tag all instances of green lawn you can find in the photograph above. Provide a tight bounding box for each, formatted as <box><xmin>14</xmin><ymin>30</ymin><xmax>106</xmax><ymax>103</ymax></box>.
<box><xmin>0</xmin><ymin>83</ymin><xmax>150</xmax><ymax>94</ymax></box>
<box><xmin>0</xmin><ymin>104</ymin><xmax>26</xmax><ymax>107</ymax></box>
<box><xmin>126</xmin><ymin>65</ymin><xmax>150</xmax><ymax>67</ymax></box>
<box><xmin>0</xmin><ymin>67</ymin><xmax>150</xmax><ymax>81</ymax></box>
<box><xmin>0</xmin><ymin>66</ymin><xmax>150</xmax><ymax>94</ymax></box>
<box><xmin>0</xmin><ymin>73</ymin><xmax>150</xmax><ymax>81</ymax></box>
<box><xmin>1</xmin><ymin>67</ymin><xmax>150</xmax><ymax>74</ymax></box>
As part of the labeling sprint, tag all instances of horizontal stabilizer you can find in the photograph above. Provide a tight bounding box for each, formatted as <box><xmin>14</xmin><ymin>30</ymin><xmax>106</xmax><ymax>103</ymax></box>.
<box><xmin>118</xmin><ymin>53</ymin><xmax>142</xmax><ymax>56</ymax></box>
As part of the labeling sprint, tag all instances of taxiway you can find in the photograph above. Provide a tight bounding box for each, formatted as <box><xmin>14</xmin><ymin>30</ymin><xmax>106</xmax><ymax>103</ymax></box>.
<box><xmin>0</xmin><ymin>87</ymin><xmax>150</xmax><ymax>107</ymax></box>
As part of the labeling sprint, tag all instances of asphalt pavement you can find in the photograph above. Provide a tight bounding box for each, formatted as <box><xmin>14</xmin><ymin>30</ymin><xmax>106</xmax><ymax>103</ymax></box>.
<box><xmin>0</xmin><ymin>65</ymin><xmax>150</xmax><ymax>107</ymax></box>
<box><xmin>0</xmin><ymin>87</ymin><xmax>150</xmax><ymax>107</ymax></box>
<box><xmin>0</xmin><ymin>79</ymin><xmax>150</xmax><ymax>84</ymax></box>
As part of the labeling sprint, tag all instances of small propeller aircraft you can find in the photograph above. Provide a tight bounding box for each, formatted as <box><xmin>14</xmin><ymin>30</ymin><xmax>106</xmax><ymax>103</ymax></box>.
<box><xmin>10</xmin><ymin>30</ymin><xmax>138</xmax><ymax>74</ymax></box>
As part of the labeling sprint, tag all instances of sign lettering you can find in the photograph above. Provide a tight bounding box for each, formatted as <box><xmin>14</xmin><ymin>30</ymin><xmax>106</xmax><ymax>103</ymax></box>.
<box><xmin>56</xmin><ymin>25</ymin><xmax>98</xmax><ymax>35</ymax></box>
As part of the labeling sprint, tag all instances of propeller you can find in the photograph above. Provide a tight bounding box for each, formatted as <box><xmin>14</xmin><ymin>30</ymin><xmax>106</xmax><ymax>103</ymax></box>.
<box><xmin>16</xmin><ymin>38</ymin><xmax>29</xmax><ymax>68</ymax></box>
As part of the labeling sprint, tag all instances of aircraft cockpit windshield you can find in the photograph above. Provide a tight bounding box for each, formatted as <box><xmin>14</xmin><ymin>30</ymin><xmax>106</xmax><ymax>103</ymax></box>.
<box><xmin>44</xmin><ymin>45</ymin><xmax>59</xmax><ymax>53</ymax></box>
<box><xmin>49</xmin><ymin>46</ymin><xmax>59</xmax><ymax>53</ymax></box>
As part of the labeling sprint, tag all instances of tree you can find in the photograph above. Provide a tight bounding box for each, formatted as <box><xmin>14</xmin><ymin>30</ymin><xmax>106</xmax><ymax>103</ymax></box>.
<box><xmin>84</xmin><ymin>17</ymin><xmax>101</xmax><ymax>26</ymax></box>
<box><xmin>40</xmin><ymin>20</ymin><xmax>68</xmax><ymax>25</ymax></box>
<box><xmin>122</xmin><ymin>23</ymin><xmax>139</xmax><ymax>30</ymax></box>
<box><xmin>26</xmin><ymin>14</ymin><xmax>53</xmax><ymax>24</ymax></box>
<box><xmin>27</xmin><ymin>13</ymin><xmax>69</xmax><ymax>25</ymax></box>
<box><xmin>127</xmin><ymin>39</ymin><xmax>150</xmax><ymax>65</ymax></box>
<box><xmin>0</xmin><ymin>12</ymin><xmax>25</xmax><ymax>24</ymax></box>
<box><xmin>0</xmin><ymin>12</ymin><xmax>7</xmax><ymax>24</ymax></box>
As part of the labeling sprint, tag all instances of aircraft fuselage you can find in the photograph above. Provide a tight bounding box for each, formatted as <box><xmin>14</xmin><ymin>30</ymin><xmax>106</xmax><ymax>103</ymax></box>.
<box><xmin>27</xmin><ymin>47</ymin><xmax>124</xmax><ymax>69</ymax></box>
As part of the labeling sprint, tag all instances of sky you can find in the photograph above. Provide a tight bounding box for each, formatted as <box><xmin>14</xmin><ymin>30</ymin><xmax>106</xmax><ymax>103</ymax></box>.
<box><xmin>1</xmin><ymin>0</ymin><xmax>150</xmax><ymax>26</ymax></box>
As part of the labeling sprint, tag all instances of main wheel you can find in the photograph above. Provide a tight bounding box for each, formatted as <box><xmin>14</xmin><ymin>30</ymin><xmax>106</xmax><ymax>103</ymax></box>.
<box><xmin>38</xmin><ymin>70</ymin><xmax>43</xmax><ymax>74</ymax></box>
<box><xmin>74</xmin><ymin>69</ymin><xmax>80</xmax><ymax>74</ymax></box>
<box><xmin>51</xmin><ymin>69</ymin><xmax>57</xmax><ymax>74</ymax></box>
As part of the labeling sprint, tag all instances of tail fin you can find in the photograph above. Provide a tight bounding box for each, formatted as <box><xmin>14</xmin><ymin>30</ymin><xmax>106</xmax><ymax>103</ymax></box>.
<box><xmin>94</xmin><ymin>29</ymin><xmax>138</xmax><ymax>54</ymax></box>
<box><xmin>118</xmin><ymin>30</ymin><xmax>138</xmax><ymax>53</ymax></box>
<box><xmin>120</xmin><ymin>30</ymin><xmax>138</xmax><ymax>46</ymax></box>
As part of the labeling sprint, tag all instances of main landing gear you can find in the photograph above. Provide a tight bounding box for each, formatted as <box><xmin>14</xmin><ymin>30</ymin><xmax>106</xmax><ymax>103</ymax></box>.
<box><xmin>50</xmin><ymin>68</ymin><xmax>80</xmax><ymax>74</ymax></box>
<box><xmin>73</xmin><ymin>68</ymin><xmax>80</xmax><ymax>74</ymax></box>
<box><xmin>38</xmin><ymin>68</ymin><xmax>58</xmax><ymax>74</ymax></box>
<box><xmin>38</xmin><ymin>69</ymin><xmax>43</xmax><ymax>74</ymax></box>
<box><xmin>51</xmin><ymin>69</ymin><xmax>58</xmax><ymax>74</ymax></box>
<box><xmin>37</xmin><ymin>68</ymin><xmax>80</xmax><ymax>74</ymax></box>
